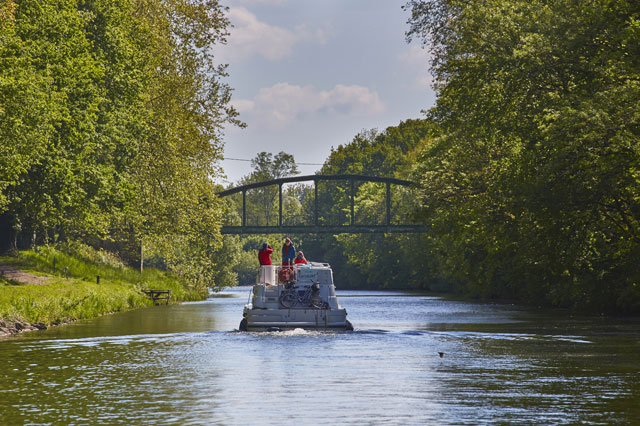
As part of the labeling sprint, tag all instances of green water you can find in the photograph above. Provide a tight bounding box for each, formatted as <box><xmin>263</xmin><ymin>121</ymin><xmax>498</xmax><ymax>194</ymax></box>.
<box><xmin>1</xmin><ymin>289</ymin><xmax>639</xmax><ymax>425</ymax></box>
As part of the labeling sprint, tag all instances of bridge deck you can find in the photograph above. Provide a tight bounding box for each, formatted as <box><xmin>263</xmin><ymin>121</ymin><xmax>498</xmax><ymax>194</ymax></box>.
<box><xmin>220</xmin><ymin>225</ymin><xmax>426</xmax><ymax>234</ymax></box>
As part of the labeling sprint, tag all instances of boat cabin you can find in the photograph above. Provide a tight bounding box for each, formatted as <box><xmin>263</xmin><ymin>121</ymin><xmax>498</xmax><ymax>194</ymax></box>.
<box><xmin>251</xmin><ymin>263</ymin><xmax>340</xmax><ymax>310</ymax></box>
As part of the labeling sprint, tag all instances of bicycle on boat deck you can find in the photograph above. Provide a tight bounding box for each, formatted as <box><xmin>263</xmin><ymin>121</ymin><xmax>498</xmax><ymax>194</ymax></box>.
<box><xmin>279</xmin><ymin>283</ymin><xmax>325</xmax><ymax>309</ymax></box>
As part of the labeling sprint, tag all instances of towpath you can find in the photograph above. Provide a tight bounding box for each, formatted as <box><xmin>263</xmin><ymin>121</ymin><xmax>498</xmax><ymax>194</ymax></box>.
<box><xmin>0</xmin><ymin>264</ymin><xmax>51</xmax><ymax>285</ymax></box>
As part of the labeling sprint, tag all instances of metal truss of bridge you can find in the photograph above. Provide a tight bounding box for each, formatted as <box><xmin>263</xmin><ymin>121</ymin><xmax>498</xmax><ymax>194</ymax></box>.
<box><xmin>216</xmin><ymin>174</ymin><xmax>426</xmax><ymax>234</ymax></box>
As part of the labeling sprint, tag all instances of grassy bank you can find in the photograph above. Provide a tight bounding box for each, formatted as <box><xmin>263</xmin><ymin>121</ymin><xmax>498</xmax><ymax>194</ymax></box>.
<box><xmin>0</xmin><ymin>244</ymin><xmax>206</xmax><ymax>330</ymax></box>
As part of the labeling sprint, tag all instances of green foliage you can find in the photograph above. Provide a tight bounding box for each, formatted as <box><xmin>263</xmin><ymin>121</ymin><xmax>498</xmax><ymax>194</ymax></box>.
<box><xmin>406</xmin><ymin>0</ymin><xmax>640</xmax><ymax>312</ymax></box>
<box><xmin>332</xmin><ymin>182</ymin><xmax>429</xmax><ymax>289</ymax></box>
<box><xmin>320</xmin><ymin>119</ymin><xmax>436</xmax><ymax>177</ymax></box>
<box><xmin>59</xmin><ymin>240</ymin><xmax>127</xmax><ymax>269</ymax></box>
<box><xmin>233</xmin><ymin>248</ymin><xmax>259</xmax><ymax>285</ymax></box>
<box><xmin>234</xmin><ymin>152</ymin><xmax>299</xmax><ymax>226</ymax></box>
<box><xmin>300</xmin><ymin>119</ymin><xmax>437</xmax><ymax>289</ymax></box>
<box><xmin>0</xmin><ymin>283</ymin><xmax>147</xmax><ymax>325</ymax></box>
<box><xmin>219</xmin><ymin>152</ymin><xmax>303</xmax><ymax>284</ymax></box>
<box><xmin>220</xmin><ymin>120</ymin><xmax>436</xmax><ymax>289</ymax></box>
<box><xmin>0</xmin><ymin>0</ymin><xmax>239</xmax><ymax>290</ymax></box>
<box><xmin>0</xmin><ymin>246</ymin><xmax>204</xmax><ymax>325</ymax></box>
<box><xmin>1</xmin><ymin>245</ymin><xmax>202</xmax><ymax>300</ymax></box>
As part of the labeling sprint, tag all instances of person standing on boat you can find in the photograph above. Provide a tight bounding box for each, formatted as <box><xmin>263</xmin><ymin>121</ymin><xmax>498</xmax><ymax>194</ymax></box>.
<box><xmin>258</xmin><ymin>242</ymin><xmax>273</xmax><ymax>265</ymax></box>
<box><xmin>294</xmin><ymin>251</ymin><xmax>308</xmax><ymax>265</ymax></box>
<box><xmin>282</xmin><ymin>237</ymin><xmax>296</xmax><ymax>265</ymax></box>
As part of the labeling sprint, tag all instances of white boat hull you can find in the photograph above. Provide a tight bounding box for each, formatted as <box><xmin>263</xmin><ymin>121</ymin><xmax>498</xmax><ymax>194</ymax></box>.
<box><xmin>242</xmin><ymin>305</ymin><xmax>352</xmax><ymax>331</ymax></box>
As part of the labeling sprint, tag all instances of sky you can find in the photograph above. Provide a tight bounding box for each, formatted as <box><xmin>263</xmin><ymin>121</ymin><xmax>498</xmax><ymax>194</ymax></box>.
<box><xmin>216</xmin><ymin>0</ymin><xmax>436</xmax><ymax>184</ymax></box>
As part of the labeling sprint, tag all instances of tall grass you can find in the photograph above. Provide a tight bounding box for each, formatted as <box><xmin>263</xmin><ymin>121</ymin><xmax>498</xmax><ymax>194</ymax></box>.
<box><xmin>0</xmin><ymin>245</ymin><xmax>207</xmax><ymax>326</ymax></box>
<box><xmin>0</xmin><ymin>281</ymin><xmax>148</xmax><ymax>324</ymax></box>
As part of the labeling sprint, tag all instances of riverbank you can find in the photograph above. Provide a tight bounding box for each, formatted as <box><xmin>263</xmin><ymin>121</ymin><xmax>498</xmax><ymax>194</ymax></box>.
<box><xmin>0</xmin><ymin>244</ymin><xmax>207</xmax><ymax>337</ymax></box>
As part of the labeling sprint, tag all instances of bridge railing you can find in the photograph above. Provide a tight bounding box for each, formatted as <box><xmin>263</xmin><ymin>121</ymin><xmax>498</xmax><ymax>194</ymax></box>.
<box><xmin>223</xmin><ymin>214</ymin><xmax>362</xmax><ymax>228</ymax></box>
<box><xmin>217</xmin><ymin>174</ymin><xmax>425</xmax><ymax>234</ymax></box>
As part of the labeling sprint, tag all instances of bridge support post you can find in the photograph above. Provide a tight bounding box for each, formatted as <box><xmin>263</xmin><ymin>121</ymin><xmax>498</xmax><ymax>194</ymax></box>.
<box><xmin>242</xmin><ymin>190</ymin><xmax>246</xmax><ymax>226</ymax></box>
<box><xmin>386</xmin><ymin>182</ymin><xmax>391</xmax><ymax>226</ymax></box>
<box><xmin>279</xmin><ymin>183</ymin><xmax>283</xmax><ymax>227</ymax></box>
<box><xmin>314</xmin><ymin>179</ymin><xmax>318</xmax><ymax>226</ymax></box>
<box><xmin>350</xmin><ymin>179</ymin><xmax>355</xmax><ymax>226</ymax></box>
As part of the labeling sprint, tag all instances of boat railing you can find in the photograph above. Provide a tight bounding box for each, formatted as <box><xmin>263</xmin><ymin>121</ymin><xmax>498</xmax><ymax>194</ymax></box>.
<box><xmin>257</xmin><ymin>263</ymin><xmax>327</xmax><ymax>288</ymax></box>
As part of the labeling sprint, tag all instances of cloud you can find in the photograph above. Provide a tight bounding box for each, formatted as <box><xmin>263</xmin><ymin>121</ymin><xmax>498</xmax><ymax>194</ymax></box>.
<box><xmin>233</xmin><ymin>83</ymin><xmax>385</xmax><ymax>129</ymax></box>
<box><xmin>220</xmin><ymin>7</ymin><xmax>329</xmax><ymax>62</ymax></box>
<box><xmin>398</xmin><ymin>45</ymin><xmax>433</xmax><ymax>90</ymax></box>
<box><xmin>398</xmin><ymin>44</ymin><xmax>430</xmax><ymax>66</ymax></box>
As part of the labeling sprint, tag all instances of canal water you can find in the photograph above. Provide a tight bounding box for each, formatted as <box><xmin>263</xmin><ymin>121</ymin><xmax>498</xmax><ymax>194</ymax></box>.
<box><xmin>1</xmin><ymin>288</ymin><xmax>639</xmax><ymax>425</ymax></box>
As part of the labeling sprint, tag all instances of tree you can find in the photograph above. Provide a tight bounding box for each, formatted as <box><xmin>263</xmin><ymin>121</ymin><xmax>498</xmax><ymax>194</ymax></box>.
<box><xmin>406</xmin><ymin>0</ymin><xmax>640</xmax><ymax>312</ymax></box>
<box><xmin>0</xmin><ymin>0</ymin><xmax>240</xmax><ymax>291</ymax></box>
<box><xmin>238</xmin><ymin>152</ymin><xmax>299</xmax><ymax>225</ymax></box>
<box><xmin>0</xmin><ymin>1</ymin><xmax>51</xmax><ymax>216</ymax></box>
<box><xmin>302</xmin><ymin>119</ymin><xmax>437</xmax><ymax>288</ymax></box>
<box><xmin>218</xmin><ymin>121</ymin><xmax>436</xmax><ymax>289</ymax></box>
<box><xmin>1</xmin><ymin>0</ymin><xmax>121</xmax><ymax>246</ymax></box>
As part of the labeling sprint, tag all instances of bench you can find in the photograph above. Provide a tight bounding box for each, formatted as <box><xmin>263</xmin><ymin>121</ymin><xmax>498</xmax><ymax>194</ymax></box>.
<box><xmin>142</xmin><ymin>289</ymin><xmax>171</xmax><ymax>305</ymax></box>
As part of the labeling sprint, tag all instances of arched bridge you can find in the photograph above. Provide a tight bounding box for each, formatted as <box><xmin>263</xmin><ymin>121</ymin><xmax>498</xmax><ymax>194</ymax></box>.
<box><xmin>216</xmin><ymin>174</ymin><xmax>426</xmax><ymax>234</ymax></box>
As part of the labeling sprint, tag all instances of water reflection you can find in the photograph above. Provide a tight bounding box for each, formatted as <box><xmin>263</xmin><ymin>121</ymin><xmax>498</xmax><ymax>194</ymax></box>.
<box><xmin>1</xmin><ymin>288</ymin><xmax>639</xmax><ymax>425</ymax></box>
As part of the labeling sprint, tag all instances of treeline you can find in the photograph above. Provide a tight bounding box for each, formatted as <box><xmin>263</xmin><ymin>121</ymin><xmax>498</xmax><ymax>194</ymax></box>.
<box><xmin>405</xmin><ymin>0</ymin><xmax>640</xmax><ymax>313</ymax></box>
<box><xmin>305</xmin><ymin>119</ymin><xmax>437</xmax><ymax>289</ymax></box>
<box><xmin>228</xmin><ymin>0</ymin><xmax>640</xmax><ymax>314</ymax></box>
<box><xmin>4</xmin><ymin>0</ymin><xmax>639</xmax><ymax>313</ymax></box>
<box><xmin>0</xmin><ymin>0</ymin><xmax>238</xmax><ymax>291</ymax></box>
<box><xmin>223</xmin><ymin>119</ymin><xmax>438</xmax><ymax>289</ymax></box>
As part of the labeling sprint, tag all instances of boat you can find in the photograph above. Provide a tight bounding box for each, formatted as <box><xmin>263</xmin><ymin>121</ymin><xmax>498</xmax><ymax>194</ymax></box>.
<box><xmin>239</xmin><ymin>262</ymin><xmax>353</xmax><ymax>332</ymax></box>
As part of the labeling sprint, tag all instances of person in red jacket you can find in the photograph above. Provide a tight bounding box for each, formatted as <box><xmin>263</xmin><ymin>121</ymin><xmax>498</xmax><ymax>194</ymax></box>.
<box><xmin>294</xmin><ymin>251</ymin><xmax>308</xmax><ymax>265</ymax></box>
<box><xmin>258</xmin><ymin>242</ymin><xmax>274</xmax><ymax>265</ymax></box>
